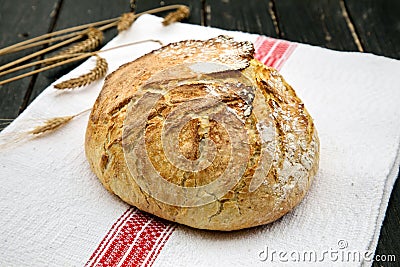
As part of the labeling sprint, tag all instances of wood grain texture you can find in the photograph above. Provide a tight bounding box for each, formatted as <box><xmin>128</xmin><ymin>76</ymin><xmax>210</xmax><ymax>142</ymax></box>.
<box><xmin>345</xmin><ymin>0</ymin><xmax>400</xmax><ymax>59</ymax></box>
<box><xmin>205</xmin><ymin>0</ymin><xmax>277</xmax><ymax>37</ymax></box>
<box><xmin>0</xmin><ymin>0</ymin><xmax>60</xmax><ymax>120</ymax></box>
<box><xmin>373</xmin><ymin>178</ymin><xmax>400</xmax><ymax>267</ymax></box>
<box><xmin>273</xmin><ymin>0</ymin><xmax>359</xmax><ymax>51</ymax></box>
<box><xmin>27</xmin><ymin>0</ymin><xmax>130</xmax><ymax>106</ymax></box>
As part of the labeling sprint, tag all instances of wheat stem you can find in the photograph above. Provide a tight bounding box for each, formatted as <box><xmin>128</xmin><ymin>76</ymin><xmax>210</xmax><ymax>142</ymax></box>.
<box><xmin>0</xmin><ymin>39</ymin><xmax>162</xmax><ymax>85</ymax></box>
<box><xmin>0</xmin><ymin>18</ymin><xmax>118</xmax><ymax>55</ymax></box>
<box><xmin>0</xmin><ymin>5</ymin><xmax>186</xmax><ymax>75</ymax></box>
<box><xmin>1</xmin><ymin>31</ymin><xmax>86</xmax><ymax>55</ymax></box>
<box><xmin>0</xmin><ymin>4</ymin><xmax>186</xmax><ymax>56</ymax></box>
<box><xmin>0</xmin><ymin>53</ymin><xmax>82</xmax><ymax>77</ymax></box>
<box><xmin>1</xmin><ymin>21</ymin><xmax>114</xmax><ymax>56</ymax></box>
<box><xmin>139</xmin><ymin>5</ymin><xmax>187</xmax><ymax>16</ymax></box>
<box><xmin>0</xmin><ymin>35</ymin><xmax>82</xmax><ymax>72</ymax></box>
<box><xmin>98</xmin><ymin>21</ymin><xmax>119</xmax><ymax>31</ymax></box>
<box><xmin>96</xmin><ymin>39</ymin><xmax>164</xmax><ymax>54</ymax></box>
<box><xmin>0</xmin><ymin>53</ymin><xmax>92</xmax><ymax>86</ymax></box>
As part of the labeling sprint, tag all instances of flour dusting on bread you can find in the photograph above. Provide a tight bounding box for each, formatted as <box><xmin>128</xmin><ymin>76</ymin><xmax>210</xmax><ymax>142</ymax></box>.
<box><xmin>85</xmin><ymin>36</ymin><xmax>319</xmax><ymax>231</ymax></box>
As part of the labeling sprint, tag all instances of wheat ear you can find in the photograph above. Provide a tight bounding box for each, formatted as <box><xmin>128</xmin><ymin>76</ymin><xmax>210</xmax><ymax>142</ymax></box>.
<box><xmin>118</xmin><ymin>13</ymin><xmax>136</xmax><ymax>32</ymax></box>
<box><xmin>0</xmin><ymin>109</ymin><xmax>91</xmax><ymax>149</ymax></box>
<box><xmin>50</xmin><ymin>27</ymin><xmax>103</xmax><ymax>62</ymax></box>
<box><xmin>29</xmin><ymin>109</ymin><xmax>91</xmax><ymax>136</ymax></box>
<box><xmin>29</xmin><ymin>116</ymin><xmax>74</xmax><ymax>135</ymax></box>
<box><xmin>162</xmin><ymin>6</ymin><xmax>190</xmax><ymax>26</ymax></box>
<box><xmin>54</xmin><ymin>55</ymin><xmax>108</xmax><ymax>89</ymax></box>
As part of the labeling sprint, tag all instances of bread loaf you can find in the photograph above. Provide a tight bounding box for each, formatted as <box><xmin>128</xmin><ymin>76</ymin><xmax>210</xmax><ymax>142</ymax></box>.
<box><xmin>85</xmin><ymin>36</ymin><xmax>319</xmax><ymax>231</ymax></box>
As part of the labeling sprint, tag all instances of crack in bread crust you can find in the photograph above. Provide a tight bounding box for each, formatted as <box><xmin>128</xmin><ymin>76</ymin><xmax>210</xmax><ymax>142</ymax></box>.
<box><xmin>85</xmin><ymin>36</ymin><xmax>319</xmax><ymax>231</ymax></box>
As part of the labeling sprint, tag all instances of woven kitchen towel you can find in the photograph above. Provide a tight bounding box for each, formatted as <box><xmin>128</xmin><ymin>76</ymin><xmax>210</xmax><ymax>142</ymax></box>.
<box><xmin>1</xmin><ymin>15</ymin><xmax>399</xmax><ymax>267</ymax></box>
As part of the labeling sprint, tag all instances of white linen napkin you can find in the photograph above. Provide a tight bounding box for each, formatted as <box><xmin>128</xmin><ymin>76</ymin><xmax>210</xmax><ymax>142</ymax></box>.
<box><xmin>1</xmin><ymin>14</ymin><xmax>399</xmax><ymax>267</ymax></box>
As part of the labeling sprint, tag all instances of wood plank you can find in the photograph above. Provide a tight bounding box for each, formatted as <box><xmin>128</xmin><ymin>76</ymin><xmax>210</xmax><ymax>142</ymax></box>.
<box><xmin>27</xmin><ymin>0</ymin><xmax>130</xmax><ymax>107</ymax></box>
<box><xmin>374</xmin><ymin>180</ymin><xmax>400</xmax><ymax>266</ymax></box>
<box><xmin>205</xmin><ymin>0</ymin><xmax>277</xmax><ymax>37</ymax></box>
<box><xmin>135</xmin><ymin>0</ymin><xmax>202</xmax><ymax>25</ymax></box>
<box><xmin>345</xmin><ymin>0</ymin><xmax>399</xmax><ymax>59</ymax></box>
<box><xmin>273</xmin><ymin>0</ymin><xmax>358</xmax><ymax>51</ymax></box>
<box><xmin>0</xmin><ymin>0</ymin><xmax>60</xmax><ymax>121</ymax></box>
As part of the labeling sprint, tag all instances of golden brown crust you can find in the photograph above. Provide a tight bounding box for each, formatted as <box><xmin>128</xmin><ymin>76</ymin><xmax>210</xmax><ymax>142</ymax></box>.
<box><xmin>85</xmin><ymin>36</ymin><xmax>319</xmax><ymax>231</ymax></box>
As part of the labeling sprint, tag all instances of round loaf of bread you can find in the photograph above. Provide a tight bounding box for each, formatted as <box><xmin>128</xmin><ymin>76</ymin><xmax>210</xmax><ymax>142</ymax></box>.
<box><xmin>85</xmin><ymin>36</ymin><xmax>319</xmax><ymax>231</ymax></box>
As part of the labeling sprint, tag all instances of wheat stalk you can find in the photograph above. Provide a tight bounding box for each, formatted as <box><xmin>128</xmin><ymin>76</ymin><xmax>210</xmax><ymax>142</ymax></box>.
<box><xmin>29</xmin><ymin>116</ymin><xmax>74</xmax><ymax>135</ymax></box>
<box><xmin>0</xmin><ymin>35</ymin><xmax>83</xmax><ymax>72</ymax></box>
<box><xmin>0</xmin><ymin>39</ymin><xmax>162</xmax><ymax>85</ymax></box>
<box><xmin>0</xmin><ymin>53</ymin><xmax>91</xmax><ymax>86</ymax></box>
<box><xmin>40</xmin><ymin>112</ymin><xmax>88</xmax><ymax>135</ymax></box>
<box><xmin>46</xmin><ymin>28</ymin><xmax>103</xmax><ymax>65</ymax></box>
<box><xmin>59</xmin><ymin>27</ymin><xmax>103</xmax><ymax>55</ymax></box>
<box><xmin>0</xmin><ymin>18</ymin><xmax>118</xmax><ymax>56</ymax></box>
<box><xmin>162</xmin><ymin>6</ymin><xmax>190</xmax><ymax>26</ymax></box>
<box><xmin>118</xmin><ymin>12</ymin><xmax>136</xmax><ymax>32</ymax></box>
<box><xmin>0</xmin><ymin>5</ymin><xmax>188</xmax><ymax>87</ymax></box>
<box><xmin>29</xmin><ymin>108</ymin><xmax>90</xmax><ymax>135</ymax></box>
<box><xmin>2</xmin><ymin>32</ymin><xmax>84</xmax><ymax>55</ymax></box>
<box><xmin>0</xmin><ymin>53</ymin><xmax>81</xmax><ymax>78</ymax></box>
<box><xmin>0</xmin><ymin>109</ymin><xmax>91</xmax><ymax>149</ymax></box>
<box><xmin>0</xmin><ymin>4</ymin><xmax>187</xmax><ymax>56</ymax></box>
<box><xmin>54</xmin><ymin>55</ymin><xmax>108</xmax><ymax>89</ymax></box>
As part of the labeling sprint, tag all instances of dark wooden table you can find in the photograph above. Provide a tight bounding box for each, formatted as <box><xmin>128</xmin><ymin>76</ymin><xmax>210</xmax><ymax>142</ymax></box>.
<box><xmin>1</xmin><ymin>1</ymin><xmax>399</xmax><ymax>265</ymax></box>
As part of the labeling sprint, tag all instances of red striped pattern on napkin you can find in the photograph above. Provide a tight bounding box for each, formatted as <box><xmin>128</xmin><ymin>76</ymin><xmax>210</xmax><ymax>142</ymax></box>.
<box><xmin>86</xmin><ymin>208</ymin><xmax>175</xmax><ymax>267</ymax></box>
<box><xmin>254</xmin><ymin>36</ymin><xmax>297</xmax><ymax>70</ymax></box>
